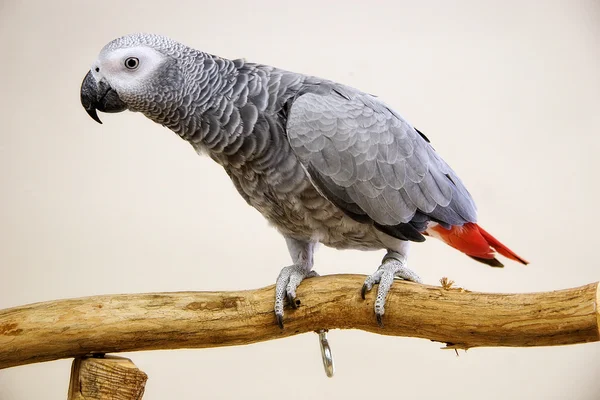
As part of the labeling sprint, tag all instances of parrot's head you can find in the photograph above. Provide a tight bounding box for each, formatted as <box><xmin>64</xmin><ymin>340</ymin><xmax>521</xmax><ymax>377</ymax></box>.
<box><xmin>80</xmin><ymin>34</ymin><xmax>186</xmax><ymax>124</ymax></box>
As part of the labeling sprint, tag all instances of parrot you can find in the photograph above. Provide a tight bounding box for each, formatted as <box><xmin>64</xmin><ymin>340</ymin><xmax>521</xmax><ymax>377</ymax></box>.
<box><xmin>80</xmin><ymin>33</ymin><xmax>528</xmax><ymax>328</ymax></box>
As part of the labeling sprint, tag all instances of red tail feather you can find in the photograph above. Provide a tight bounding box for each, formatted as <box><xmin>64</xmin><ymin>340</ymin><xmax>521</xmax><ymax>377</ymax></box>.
<box><xmin>427</xmin><ymin>223</ymin><xmax>528</xmax><ymax>266</ymax></box>
<box><xmin>476</xmin><ymin>225</ymin><xmax>528</xmax><ymax>265</ymax></box>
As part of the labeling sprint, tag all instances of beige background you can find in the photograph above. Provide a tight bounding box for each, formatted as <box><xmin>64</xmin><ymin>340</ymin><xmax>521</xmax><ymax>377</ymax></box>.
<box><xmin>1</xmin><ymin>0</ymin><xmax>599</xmax><ymax>399</ymax></box>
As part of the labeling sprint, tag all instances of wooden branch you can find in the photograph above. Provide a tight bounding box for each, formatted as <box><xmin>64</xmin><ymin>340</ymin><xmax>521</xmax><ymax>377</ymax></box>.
<box><xmin>67</xmin><ymin>356</ymin><xmax>147</xmax><ymax>400</ymax></box>
<box><xmin>1</xmin><ymin>274</ymin><xmax>598</xmax><ymax>369</ymax></box>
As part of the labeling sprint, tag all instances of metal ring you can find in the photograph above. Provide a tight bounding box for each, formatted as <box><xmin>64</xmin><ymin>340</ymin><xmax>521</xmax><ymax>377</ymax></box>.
<box><xmin>317</xmin><ymin>330</ymin><xmax>335</xmax><ymax>378</ymax></box>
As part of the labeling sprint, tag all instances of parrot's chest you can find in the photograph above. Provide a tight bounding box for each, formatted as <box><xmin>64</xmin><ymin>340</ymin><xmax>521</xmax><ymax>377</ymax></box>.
<box><xmin>225</xmin><ymin>160</ymin><xmax>383</xmax><ymax>250</ymax></box>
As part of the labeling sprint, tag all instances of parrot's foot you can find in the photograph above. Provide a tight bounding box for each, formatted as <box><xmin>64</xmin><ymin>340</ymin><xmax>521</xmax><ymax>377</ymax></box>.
<box><xmin>275</xmin><ymin>264</ymin><xmax>318</xmax><ymax>329</ymax></box>
<box><xmin>361</xmin><ymin>251</ymin><xmax>422</xmax><ymax>327</ymax></box>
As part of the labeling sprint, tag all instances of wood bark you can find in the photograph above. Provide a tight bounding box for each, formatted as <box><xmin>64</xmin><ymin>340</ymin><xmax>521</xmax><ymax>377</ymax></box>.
<box><xmin>67</xmin><ymin>356</ymin><xmax>147</xmax><ymax>400</ymax></box>
<box><xmin>1</xmin><ymin>274</ymin><xmax>598</xmax><ymax>369</ymax></box>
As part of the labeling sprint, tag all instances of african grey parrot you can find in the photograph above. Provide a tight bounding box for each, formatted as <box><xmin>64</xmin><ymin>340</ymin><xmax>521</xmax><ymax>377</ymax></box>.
<box><xmin>80</xmin><ymin>34</ymin><xmax>528</xmax><ymax>328</ymax></box>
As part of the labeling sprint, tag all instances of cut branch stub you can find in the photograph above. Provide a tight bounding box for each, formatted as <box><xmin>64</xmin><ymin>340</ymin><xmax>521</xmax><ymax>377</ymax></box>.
<box><xmin>67</xmin><ymin>356</ymin><xmax>147</xmax><ymax>400</ymax></box>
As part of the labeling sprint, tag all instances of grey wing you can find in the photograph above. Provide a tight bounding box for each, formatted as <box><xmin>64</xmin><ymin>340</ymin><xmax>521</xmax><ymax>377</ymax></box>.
<box><xmin>286</xmin><ymin>86</ymin><xmax>477</xmax><ymax>242</ymax></box>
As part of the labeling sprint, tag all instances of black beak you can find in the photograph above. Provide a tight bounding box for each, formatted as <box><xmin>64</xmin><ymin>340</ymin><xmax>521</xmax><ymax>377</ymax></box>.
<box><xmin>80</xmin><ymin>71</ymin><xmax>127</xmax><ymax>124</ymax></box>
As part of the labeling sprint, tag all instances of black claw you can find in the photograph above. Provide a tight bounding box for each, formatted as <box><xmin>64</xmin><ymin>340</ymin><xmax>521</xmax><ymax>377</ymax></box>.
<box><xmin>361</xmin><ymin>284</ymin><xmax>368</xmax><ymax>300</ymax></box>
<box><xmin>276</xmin><ymin>314</ymin><xmax>284</xmax><ymax>330</ymax></box>
<box><xmin>287</xmin><ymin>292</ymin><xmax>298</xmax><ymax>309</ymax></box>
<box><xmin>376</xmin><ymin>313</ymin><xmax>384</xmax><ymax>328</ymax></box>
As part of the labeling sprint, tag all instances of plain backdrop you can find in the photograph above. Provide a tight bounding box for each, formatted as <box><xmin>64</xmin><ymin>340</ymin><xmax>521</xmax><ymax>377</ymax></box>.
<box><xmin>1</xmin><ymin>1</ymin><xmax>599</xmax><ymax>399</ymax></box>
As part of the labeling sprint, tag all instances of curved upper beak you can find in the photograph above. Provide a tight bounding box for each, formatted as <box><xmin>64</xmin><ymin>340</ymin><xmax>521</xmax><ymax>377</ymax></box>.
<box><xmin>80</xmin><ymin>71</ymin><xmax>127</xmax><ymax>124</ymax></box>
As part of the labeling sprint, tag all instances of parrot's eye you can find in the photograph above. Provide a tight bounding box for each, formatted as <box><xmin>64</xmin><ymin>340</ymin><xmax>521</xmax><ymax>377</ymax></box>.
<box><xmin>124</xmin><ymin>57</ymin><xmax>139</xmax><ymax>70</ymax></box>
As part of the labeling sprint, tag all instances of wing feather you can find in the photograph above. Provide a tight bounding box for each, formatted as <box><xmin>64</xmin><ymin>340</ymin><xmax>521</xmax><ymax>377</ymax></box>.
<box><xmin>286</xmin><ymin>85</ymin><xmax>477</xmax><ymax>237</ymax></box>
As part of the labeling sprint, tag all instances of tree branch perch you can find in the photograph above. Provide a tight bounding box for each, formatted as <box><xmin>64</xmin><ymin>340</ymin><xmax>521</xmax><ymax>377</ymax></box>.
<box><xmin>1</xmin><ymin>274</ymin><xmax>599</xmax><ymax>369</ymax></box>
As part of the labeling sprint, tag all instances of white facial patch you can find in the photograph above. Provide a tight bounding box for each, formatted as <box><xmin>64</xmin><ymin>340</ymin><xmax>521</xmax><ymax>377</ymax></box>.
<box><xmin>92</xmin><ymin>46</ymin><xmax>166</xmax><ymax>95</ymax></box>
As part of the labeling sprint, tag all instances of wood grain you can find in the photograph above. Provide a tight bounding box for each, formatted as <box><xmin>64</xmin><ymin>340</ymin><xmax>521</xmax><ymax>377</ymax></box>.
<box><xmin>1</xmin><ymin>275</ymin><xmax>598</xmax><ymax>369</ymax></box>
<box><xmin>67</xmin><ymin>356</ymin><xmax>147</xmax><ymax>400</ymax></box>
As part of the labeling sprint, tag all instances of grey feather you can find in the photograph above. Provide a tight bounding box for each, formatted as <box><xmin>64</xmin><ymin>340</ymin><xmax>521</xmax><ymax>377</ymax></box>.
<box><xmin>93</xmin><ymin>33</ymin><xmax>478</xmax><ymax>248</ymax></box>
<box><xmin>287</xmin><ymin>89</ymin><xmax>477</xmax><ymax>231</ymax></box>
